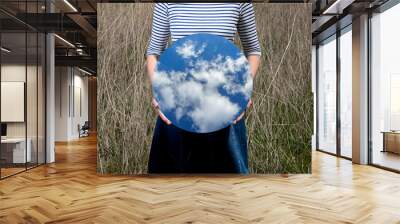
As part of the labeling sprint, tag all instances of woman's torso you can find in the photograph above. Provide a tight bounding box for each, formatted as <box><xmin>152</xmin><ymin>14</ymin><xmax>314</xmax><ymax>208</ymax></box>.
<box><xmin>166</xmin><ymin>3</ymin><xmax>242</xmax><ymax>42</ymax></box>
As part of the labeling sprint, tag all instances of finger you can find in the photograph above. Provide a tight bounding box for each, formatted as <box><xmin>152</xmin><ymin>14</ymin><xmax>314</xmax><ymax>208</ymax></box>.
<box><xmin>152</xmin><ymin>98</ymin><xmax>159</xmax><ymax>109</ymax></box>
<box><xmin>234</xmin><ymin>113</ymin><xmax>244</xmax><ymax>124</ymax></box>
<box><xmin>158</xmin><ymin>110</ymin><xmax>171</xmax><ymax>125</ymax></box>
<box><xmin>247</xmin><ymin>99</ymin><xmax>253</xmax><ymax>108</ymax></box>
<box><xmin>233</xmin><ymin>112</ymin><xmax>245</xmax><ymax>124</ymax></box>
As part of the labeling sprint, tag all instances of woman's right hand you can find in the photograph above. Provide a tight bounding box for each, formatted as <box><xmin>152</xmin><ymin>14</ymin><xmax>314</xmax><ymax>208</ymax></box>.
<box><xmin>147</xmin><ymin>55</ymin><xmax>171</xmax><ymax>125</ymax></box>
<box><xmin>152</xmin><ymin>98</ymin><xmax>171</xmax><ymax>125</ymax></box>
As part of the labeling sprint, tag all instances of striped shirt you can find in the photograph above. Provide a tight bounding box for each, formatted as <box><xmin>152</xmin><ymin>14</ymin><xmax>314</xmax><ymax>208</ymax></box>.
<box><xmin>146</xmin><ymin>3</ymin><xmax>261</xmax><ymax>57</ymax></box>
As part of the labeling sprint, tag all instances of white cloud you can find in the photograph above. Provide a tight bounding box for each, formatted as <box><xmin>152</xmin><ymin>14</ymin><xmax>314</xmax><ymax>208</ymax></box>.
<box><xmin>176</xmin><ymin>80</ymin><xmax>203</xmax><ymax>106</ymax></box>
<box><xmin>153</xmin><ymin>42</ymin><xmax>253</xmax><ymax>133</ymax></box>
<box><xmin>176</xmin><ymin>40</ymin><xmax>206</xmax><ymax>59</ymax></box>
<box><xmin>223</xmin><ymin>73</ymin><xmax>253</xmax><ymax>97</ymax></box>
<box><xmin>189</xmin><ymin>91</ymin><xmax>239</xmax><ymax>132</ymax></box>
<box><xmin>159</xmin><ymin>87</ymin><xmax>175</xmax><ymax>110</ymax></box>
<box><xmin>192</xmin><ymin>55</ymin><xmax>252</xmax><ymax>98</ymax></box>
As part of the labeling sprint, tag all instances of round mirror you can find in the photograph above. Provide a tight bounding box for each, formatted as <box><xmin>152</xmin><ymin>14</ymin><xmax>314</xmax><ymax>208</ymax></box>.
<box><xmin>153</xmin><ymin>33</ymin><xmax>252</xmax><ymax>133</ymax></box>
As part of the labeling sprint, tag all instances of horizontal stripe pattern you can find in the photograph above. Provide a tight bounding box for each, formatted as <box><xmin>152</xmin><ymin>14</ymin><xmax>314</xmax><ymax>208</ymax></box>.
<box><xmin>146</xmin><ymin>3</ymin><xmax>261</xmax><ymax>57</ymax></box>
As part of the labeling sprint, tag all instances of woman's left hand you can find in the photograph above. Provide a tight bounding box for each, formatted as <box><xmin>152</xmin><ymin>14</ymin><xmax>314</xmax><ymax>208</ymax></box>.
<box><xmin>233</xmin><ymin>99</ymin><xmax>252</xmax><ymax>124</ymax></box>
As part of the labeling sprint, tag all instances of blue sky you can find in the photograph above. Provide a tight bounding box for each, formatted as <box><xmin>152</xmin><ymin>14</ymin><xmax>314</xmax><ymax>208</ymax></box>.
<box><xmin>153</xmin><ymin>33</ymin><xmax>252</xmax><ymax>133</ymax></box>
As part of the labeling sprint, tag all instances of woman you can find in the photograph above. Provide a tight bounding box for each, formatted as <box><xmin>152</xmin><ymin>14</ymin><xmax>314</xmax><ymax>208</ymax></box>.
<box><xmin>146</xmin><ymin>3</ymin><xmax>261</xmax><ymax>174</ymax></box>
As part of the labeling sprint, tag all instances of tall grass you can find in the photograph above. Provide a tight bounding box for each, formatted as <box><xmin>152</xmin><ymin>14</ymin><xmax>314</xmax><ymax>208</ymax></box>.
<box><xmin>245</xmin><ymin>4</ymin><xmax>312</xmax><ymax>173</ymax></box>
<box><xmin>97</xmin><ymin>3</ymin><xmax>312</xmax><ymax>174</ymax></box>
<box><xmin>97</xmin><ymin>4</ymin><xmax>155</xmax><ymax>174</ymax></box>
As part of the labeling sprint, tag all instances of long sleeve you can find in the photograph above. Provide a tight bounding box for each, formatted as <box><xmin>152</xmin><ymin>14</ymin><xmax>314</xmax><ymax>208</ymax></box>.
<box><xmin>146</xmin><ymin>3</ymin><xmax>170</xmax><ymax>56</ymax></box>
<box><xmin>237</xmin><ymin>3</ymin><xmax>261</xmax><ymax>57</ymax></box>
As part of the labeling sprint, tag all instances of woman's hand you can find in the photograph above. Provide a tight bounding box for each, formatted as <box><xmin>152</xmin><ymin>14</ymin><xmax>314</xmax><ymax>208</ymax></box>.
<box><xmin>152</xmin><ymin>98</ymin><xmax>172</xmax><ymax>125</ymax></box>
<box><xmin>233</xmin><ymin>99</ymin><xmax>252</xmax><ymax>124</ymax></box>
<box><xmin>147</xmin><ymin>55</ymin><xmax>171</xmax><ymax>125</ymax></box>
<box><xmin>233</xmin><ymin>54</ymin><xmax>260</xmax><ymax>124</ymax></box>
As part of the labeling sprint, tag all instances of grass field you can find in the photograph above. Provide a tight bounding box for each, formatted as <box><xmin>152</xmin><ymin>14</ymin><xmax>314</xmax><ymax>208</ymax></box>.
<box><xmin>97</xmin><ymin>3</ymin><xmax>312</xmax><ymax>174</ymax></box>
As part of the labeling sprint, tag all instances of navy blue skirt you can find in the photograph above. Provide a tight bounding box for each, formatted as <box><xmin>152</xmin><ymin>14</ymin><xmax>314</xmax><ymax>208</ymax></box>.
<box><xmin>148</xmin><ymin>117</ymin><xmax>248</xmax><ymax>174</ymax></box>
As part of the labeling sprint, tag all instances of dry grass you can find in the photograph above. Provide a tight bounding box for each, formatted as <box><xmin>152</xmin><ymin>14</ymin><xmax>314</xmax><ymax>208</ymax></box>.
<box><xmin>97</xmin><ymin>3</ymin><xmax>312</xmax><ymax>174</ymax></box>
<box><xmin>246</xmin><ymin>4</ymin><xmax>312</xmax><ymax>173</ymax></box>
<box><xmin>97</xmin><ymin>4</ymin><xmax>155</xmax><ymax>174</ymax></box>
